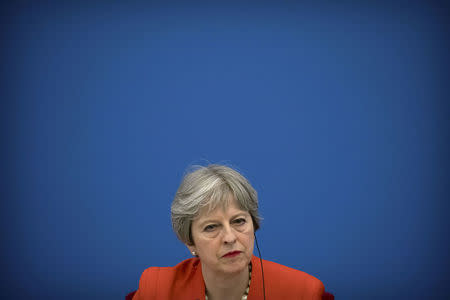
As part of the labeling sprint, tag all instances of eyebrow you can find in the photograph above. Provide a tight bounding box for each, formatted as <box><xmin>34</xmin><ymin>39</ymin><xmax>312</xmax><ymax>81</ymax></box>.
<box><xmin>197</xmin><ymin>213</ymin><xmax>248</xmax><ymax>229</ymax></box>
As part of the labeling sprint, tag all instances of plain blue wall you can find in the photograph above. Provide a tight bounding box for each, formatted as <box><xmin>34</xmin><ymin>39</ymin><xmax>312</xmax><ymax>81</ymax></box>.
<box><xmin>2</xmin><ymin>1</ymin><xmax>449</xmax><ymax>299</ymax></box>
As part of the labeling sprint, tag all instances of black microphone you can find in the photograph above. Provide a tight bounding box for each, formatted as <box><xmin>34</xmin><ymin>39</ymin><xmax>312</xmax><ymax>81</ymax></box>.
<box><xmin>254</xmin><ymin>233</ymin><xmax>266</xmax><ymax>300</ymax></box>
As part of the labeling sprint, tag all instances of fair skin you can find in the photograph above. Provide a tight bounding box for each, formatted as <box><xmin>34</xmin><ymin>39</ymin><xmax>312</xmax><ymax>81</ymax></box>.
<box><xmin>187</xmin><ymin>196</ymin><xmax>255</xmax><ymax>300</ymax></box>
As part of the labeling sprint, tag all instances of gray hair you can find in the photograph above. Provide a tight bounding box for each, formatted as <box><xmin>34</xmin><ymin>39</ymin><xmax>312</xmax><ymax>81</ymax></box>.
<box><xmin>171</xmin><ymin>164</ymin><xmax>261</xmax><ymax>245</ymax></box>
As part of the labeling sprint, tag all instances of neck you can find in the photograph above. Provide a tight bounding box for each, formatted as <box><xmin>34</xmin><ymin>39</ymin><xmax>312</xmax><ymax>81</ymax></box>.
<box><xmin>202</xmin><ymin>264</ymin><xmax>249</xmax><ymax>300</ymax></box>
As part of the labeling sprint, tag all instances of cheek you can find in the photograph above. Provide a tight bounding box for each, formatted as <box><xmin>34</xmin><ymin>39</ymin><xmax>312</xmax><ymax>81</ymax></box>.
<box><xmin>241</xmin><ymin>232</ymin><xmax>254</xmax><ymax>247</ymax></box>
<box><xmin>197</xmin><ymin>238</ymin><xmax>220</xmax><ymax>255</ymax></box>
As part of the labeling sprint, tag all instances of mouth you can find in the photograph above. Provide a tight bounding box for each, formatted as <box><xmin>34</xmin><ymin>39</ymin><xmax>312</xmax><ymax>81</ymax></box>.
<box><xmin>222</xmin><ymin>251</ymin><xmax>242</xmax><ymax>258</ymax></box>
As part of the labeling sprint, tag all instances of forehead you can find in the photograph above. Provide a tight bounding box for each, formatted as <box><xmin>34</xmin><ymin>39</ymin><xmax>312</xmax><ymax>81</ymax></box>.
<box><xmin>195</xmin><ymin>196</ymin><xmax>248</xmax><ymax>221</ymax></box>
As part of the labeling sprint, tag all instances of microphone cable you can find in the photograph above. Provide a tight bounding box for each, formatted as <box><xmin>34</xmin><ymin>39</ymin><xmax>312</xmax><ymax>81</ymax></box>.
<box><xmin>254</xmin><ymin>233</ymin><xmax>266</xmax><ymax>300</ymax></box>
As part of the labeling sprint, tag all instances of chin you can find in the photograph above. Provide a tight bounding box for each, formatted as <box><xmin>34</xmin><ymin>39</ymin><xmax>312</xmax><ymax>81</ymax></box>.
<box><xmin>221</xmin><ymin>256</ymin><xmax>250</xmax><ymax>274</ymax></box>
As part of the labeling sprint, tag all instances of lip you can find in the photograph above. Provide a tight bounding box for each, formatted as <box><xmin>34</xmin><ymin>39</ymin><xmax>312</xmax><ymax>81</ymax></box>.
<box><xmin>223</xmin><ymin>251</ymin><xmax>242</xmax><ymax>258</ymax></box>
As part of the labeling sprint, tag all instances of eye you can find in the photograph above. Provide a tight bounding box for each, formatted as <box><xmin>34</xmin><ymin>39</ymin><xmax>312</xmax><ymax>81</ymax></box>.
<box><xmin>233</xmin><ymin>218</ymin><xmax>246</xmax><ymax>225</ymax></box>
<box><xmin>204</xmin><ymin>224</ymin><xmax>217</xmax><ymax>232</ymax></box>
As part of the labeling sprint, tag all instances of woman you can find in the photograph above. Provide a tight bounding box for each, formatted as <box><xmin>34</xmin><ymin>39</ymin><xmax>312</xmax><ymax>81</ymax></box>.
<box><xmin>132</xmin><ymin>164</ymin><xmax>325</xmax><ymax>300</ymax></box>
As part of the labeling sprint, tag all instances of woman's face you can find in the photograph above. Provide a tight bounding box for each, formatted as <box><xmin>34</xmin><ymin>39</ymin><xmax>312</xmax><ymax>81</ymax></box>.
<box><xmin>188</xmin><ymin>196</ymin><xmax>255</xmax><ymax>276</ymax></box>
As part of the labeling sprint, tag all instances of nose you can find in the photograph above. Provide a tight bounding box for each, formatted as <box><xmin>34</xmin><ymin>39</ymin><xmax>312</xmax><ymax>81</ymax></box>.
<box><xmin>222</xmin><ymin>224</ymin><xmax>237</xmax><ymax>244</ymax></box>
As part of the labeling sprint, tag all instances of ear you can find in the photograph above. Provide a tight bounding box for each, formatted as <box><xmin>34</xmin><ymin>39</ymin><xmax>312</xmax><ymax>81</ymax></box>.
<box><xmin>186</xmin><ymin>243</ymin><xmax>196</xmax><ymax>255</ymax></box>
<box><xmin>251</xmin><ymin>215</ymin><xmax>259</xmax><ymax>232</ymax></box>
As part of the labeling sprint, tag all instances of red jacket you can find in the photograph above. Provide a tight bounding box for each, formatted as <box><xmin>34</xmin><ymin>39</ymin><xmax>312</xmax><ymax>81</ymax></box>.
<box><xmin>133</xmin><ymin>255</ymin><xmax>325</xmax><ymax>300</ymax></box>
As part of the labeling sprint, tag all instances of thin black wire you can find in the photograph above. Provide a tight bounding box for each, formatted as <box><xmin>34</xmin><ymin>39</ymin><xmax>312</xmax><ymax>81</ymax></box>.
<box><xmin>254</xmin><ymin>234</ymin><xmax>266</xmax><ymax>300</ymax></box>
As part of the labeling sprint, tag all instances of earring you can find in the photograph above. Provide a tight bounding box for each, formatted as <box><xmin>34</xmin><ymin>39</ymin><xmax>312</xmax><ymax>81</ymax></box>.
<box><xmin>192</xmin><ymin>251</ymin><xmax>196</xmax><ymax>256</ymax></box>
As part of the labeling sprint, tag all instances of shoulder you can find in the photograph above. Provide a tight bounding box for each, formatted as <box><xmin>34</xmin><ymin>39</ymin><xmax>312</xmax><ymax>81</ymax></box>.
<box><xmin>133</xmin><ymin>258</ymin><xmax>202</xmax><ymax>300</ymax></box>
<box><xmin>262</xmin><ymin>258</ymin><xmax>321</xmax><ymax>283</ymax></box>
<box><xmin>139</xmin><ymin>257</ymin><xmax>200</xmax><ymax>284</ymax></box>
<box><xmin>258</xmin><ymin>257</ymin><xmax>324</xmax><ymax>298</ymax></box>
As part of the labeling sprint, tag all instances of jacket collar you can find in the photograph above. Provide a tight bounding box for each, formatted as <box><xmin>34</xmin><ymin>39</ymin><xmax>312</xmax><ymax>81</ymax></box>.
<box><xmin>191</xmin><ymin>255</ymin><xmax>263</xmax><ymax>300</ymax></box>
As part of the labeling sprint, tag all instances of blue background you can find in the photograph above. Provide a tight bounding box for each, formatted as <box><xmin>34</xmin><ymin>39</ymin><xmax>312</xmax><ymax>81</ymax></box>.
<box><xmin>2</xmin><ymin>1</ymin><xmax>449</xmax><ymax>299</ymax></box>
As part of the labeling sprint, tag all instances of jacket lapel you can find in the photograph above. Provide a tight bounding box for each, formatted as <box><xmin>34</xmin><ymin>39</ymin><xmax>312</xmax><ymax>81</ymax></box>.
<box><xmin>248</xmin><ymin>255</ymin><xmax>265</xmax><ymax>300</ymax></box>
<box><xmin>189</xmin><ymin>258</ymin><xmax>206</xmax><ymax>300</ymax></box>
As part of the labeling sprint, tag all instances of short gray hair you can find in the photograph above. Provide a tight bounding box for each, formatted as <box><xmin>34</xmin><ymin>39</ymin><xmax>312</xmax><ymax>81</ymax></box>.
<box><xmin>171</xmin><ymin>164</ymin><xmax>261</xmax><ymax>245</ymax></box>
